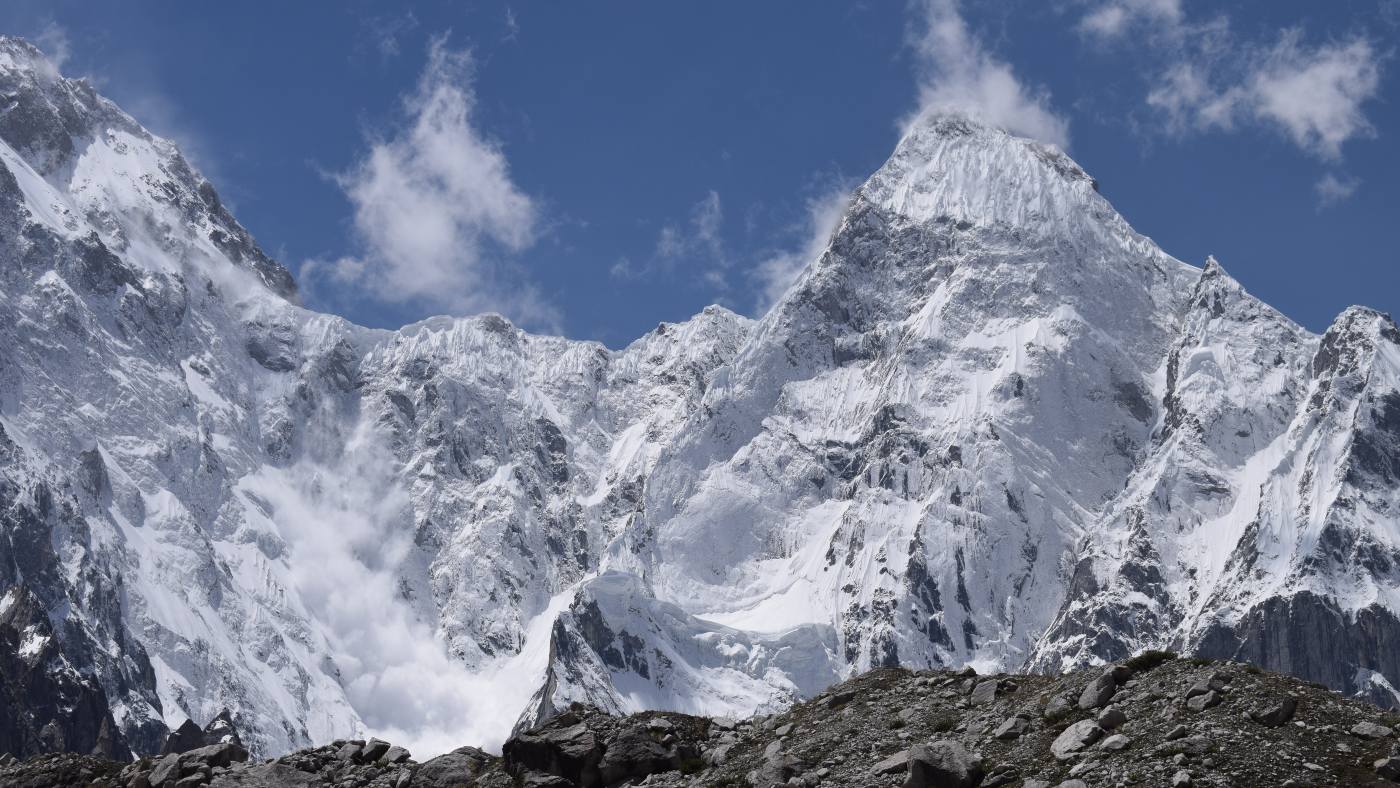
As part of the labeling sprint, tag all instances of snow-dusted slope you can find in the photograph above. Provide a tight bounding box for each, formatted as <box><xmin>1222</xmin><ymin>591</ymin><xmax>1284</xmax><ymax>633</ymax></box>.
<box><xmin>3</xmin><ymin>37</ymin><xmax>1400</xmax><ymax>760</ymax></box>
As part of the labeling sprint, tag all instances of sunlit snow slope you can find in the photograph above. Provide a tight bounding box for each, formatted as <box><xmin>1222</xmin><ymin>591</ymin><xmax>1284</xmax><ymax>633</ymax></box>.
<box><xmin>3</xmin><ymin>38</ymin><xmax>1400</xmax><ymax>759</ymax></box>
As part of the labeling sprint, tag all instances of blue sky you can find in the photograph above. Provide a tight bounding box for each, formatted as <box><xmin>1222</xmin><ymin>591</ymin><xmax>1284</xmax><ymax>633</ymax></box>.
<box><xmin>2</xmin><ymin>1</ymin><xmax>1397</xmax><ymax>347</ymax></box>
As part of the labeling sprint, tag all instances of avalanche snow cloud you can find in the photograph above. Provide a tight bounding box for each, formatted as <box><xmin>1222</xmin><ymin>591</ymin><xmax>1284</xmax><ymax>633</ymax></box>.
<box><xmin>4</xmin><ymin>35</ymin><xmax>1400</xmax><ymax>761</ymax></box>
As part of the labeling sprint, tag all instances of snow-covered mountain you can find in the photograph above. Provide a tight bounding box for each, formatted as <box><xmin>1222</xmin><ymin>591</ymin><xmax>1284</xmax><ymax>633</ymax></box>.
<box><xmin>3</xmin><ymin>36</ymin><xmax>1400</xmax><ymax>759</ymax></box>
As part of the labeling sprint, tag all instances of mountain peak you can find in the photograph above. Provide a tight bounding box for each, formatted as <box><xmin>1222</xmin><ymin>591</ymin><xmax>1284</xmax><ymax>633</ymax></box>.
<box><xmin>858</xmin><ymin>111</ymin><xmax>1126</xmax><ymax>247</ymax></box>
<box><xmin>0</xmin><ymin>36</ymin><xmax>59</xmax><ymax>81</ymax></box>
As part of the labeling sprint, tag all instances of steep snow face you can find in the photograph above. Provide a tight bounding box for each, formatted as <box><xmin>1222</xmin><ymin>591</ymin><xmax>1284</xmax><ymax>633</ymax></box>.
<box><xmin>0</xmin><ymin>36</ymin><xmax>770</xmax><ymax>757</ymax></box>
<box><xmin>634</xmin><ymin>117</ymin><xmax>1196</xmax><ymax>680</ymax></box>
<box><xmin>5</xmin><ymin>35</ymin><xmax>1400</xmax><ymax>761</ymax></box>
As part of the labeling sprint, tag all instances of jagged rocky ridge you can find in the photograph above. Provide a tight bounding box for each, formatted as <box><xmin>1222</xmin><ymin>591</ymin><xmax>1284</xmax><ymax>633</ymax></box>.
<box><xmin>8</xmin><ymin>655</ymin><xmax>1400</xmax><ymax>786</ymax></box>
<box><xmin>3</xmin><ymin>34</ymin><xmax>1400</xmax><ymax>760</ymax></box>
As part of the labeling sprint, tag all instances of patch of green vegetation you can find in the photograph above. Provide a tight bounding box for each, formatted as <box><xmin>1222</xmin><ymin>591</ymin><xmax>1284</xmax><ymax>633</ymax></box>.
<box><xmin>1124</xmin><ymin>649</ymin><xmax>1178</xmax><ymax>672</ymax></box>
<box><xmin>706</xmin><ymin>776</ymin><xmax>752</xmax><ymax>788</ymax></box>
<box><xmin>889</xmin><ymin>718</ymin><xmax>907</xmax><ymax>730</ymax></box>
<box><xmin>930</xmin><ymin>713</ymin><xmax>958</xmax><ymax>733</ymax></box>
<box><xmin>679</xmin><ymin>757</ymin><xmax>708</xmax><ymax>775</ymax></box>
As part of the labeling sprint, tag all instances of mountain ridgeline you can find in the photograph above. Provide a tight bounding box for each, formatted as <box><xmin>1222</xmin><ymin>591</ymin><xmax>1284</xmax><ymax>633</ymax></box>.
<box><xmin>2</xmin><ymin>35</ymin><xmax>1400</xmax><ymax>761</ymax></box>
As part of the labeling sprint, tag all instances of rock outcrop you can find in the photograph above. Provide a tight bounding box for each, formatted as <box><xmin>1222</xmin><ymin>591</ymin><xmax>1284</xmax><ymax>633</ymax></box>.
<box><xmin>6</xmin><ymin>656</ymin><xmax>1400</xmax><ymax>787</ymax></box>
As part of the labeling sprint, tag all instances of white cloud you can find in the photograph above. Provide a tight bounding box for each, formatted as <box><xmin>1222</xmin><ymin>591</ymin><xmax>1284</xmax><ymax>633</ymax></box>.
<box><xmin>1078</xmin><ymin>0</ymin><xmax>1183</xmax><ymax>40</ymax></box>
<box><xmin>1249</xmin><ymin>34</ymin><xmax>1381</xmax><ymax>160</ymax></box>
<box><xmin>307</xmin><ymin>36</ymin><xmax>552</xmax><ymax>327</ymax></box>
<box><xmin>361</xmin><ymin>11</ymin><xmax>419</xmax><ymax>58</ymax></box>
<box><xmin>613</xmin><ymin>190</ymin><xmax>731</xmax><ymax>289</ymax></box>
<box><xmin>1092</xmin><ymin>0</ymin><xmax>1387</xmax><ymax>163</ymax></box>
<box><xmin>1315</xmin><ymin>172</ymin><xmax>1360</xmax><ymax>207</ymax></box>
<box><xmin>750</xmin><ymin>186</ymin><xmax>852</xmax><ymax>315</ymax></box>
<box><xmin>32</xmin><ymin>20</ymin><xmax>70</xmax><ymax>76</ymax></box>
<box><xmin>907</xmin><ymin>0</ymin><xmax>1070</xmax><ymax>148</ymax></box>
<box><xmin>655</xmin><ymin>190</ymin><xmax>723</xmax><ymax>263</ymax></box>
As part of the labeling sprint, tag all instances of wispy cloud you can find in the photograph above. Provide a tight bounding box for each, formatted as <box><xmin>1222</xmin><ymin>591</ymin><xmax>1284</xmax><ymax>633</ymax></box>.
<box><xmin>906</xmin><ymin>0</ymin><xmax>1070</xmax><ymax>148</ymax></box>
<box><xmin>32</xmin><ymin>19</ymin><xmax>70</xmax><ymax>75</ymax></box>
<box><xmin>1147</xmin><ymin>32</ymin><xmax>1383</xmax><ymax>161</ymax></box>
<box><xmin>750</xmin><ymin>184</ymin><xmax>852</xmax><ymax>315</ymax></box>
<box><xmin>1077</xmin><ymin>1</ymin><xmax>1386</xmax><ymax>162</ymax></box>
<box><xmin>613</xmin><ymin>190</ymin><xmax>731</xmax><ymax>291</ymax></box>
<box><xmin>1315</xmin><ymin>172</ymin><xmax>1360</xmax><ymax>207</ymax></box>
<box><xmin>360</xmin><ymin>11</ymin><xmax>419</xmax><ymax>59</ymax></box>
<box><xmin>1077</xmin><ymin>0</ymin><xmax>1184</xmax><ymax>41</ymax></box>
<box><xmin>305</xmin><ymin>36</ymin><xmax>553</xmax><ymax>328</ymax></box>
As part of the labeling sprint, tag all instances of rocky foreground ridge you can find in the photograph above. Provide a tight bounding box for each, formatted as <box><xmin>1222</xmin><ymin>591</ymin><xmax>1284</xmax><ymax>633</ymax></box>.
<box><xmin>8</xmin><ymin>655</ymin><xmax>1400</xmax><ymax>788</ymax></box>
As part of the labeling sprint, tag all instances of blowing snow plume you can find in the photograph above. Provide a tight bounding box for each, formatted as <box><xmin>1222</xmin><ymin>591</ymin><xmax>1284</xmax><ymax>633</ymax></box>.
<box><xmin>906</xmin><ymin>0</ymin><xmax>1070</xmax><ymax>148</ymax></box>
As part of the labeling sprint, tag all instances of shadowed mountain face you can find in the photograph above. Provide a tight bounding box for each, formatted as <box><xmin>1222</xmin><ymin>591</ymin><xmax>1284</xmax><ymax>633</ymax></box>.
<box><xmin>1</xmin><ymin>35</ymin><xmax>1399</xmax><ymax>759</ymax></box>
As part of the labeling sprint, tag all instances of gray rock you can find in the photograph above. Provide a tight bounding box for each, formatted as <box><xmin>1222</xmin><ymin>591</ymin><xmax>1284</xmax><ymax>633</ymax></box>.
<box><xmin>1055</xmin><ymin>781</ymin><xmax>1089</xmax><ymax>788</ymax></box>
<box><xmin>1051</xmin><ymin>720</ymin><xmax>1104</xmax><ymax>760</ymax></box>
<box><xmin>1186</xmin><ymin>689</ymin><xmax>1221</xmax><ymax>712</ymax></box>
<box><xmin>1096</xmin><ymin>705</ymin><xmax>1127</xmax><ymax>730</ymax></box>
<box><xmin>181</xmin><ymin>743</ymin><xmax>248</xmax><ymax>771</ymax></box>
<box><xmin>1172</xmin><ymin>769</ymin><xmax>1192</xmax><ymax>787</ymax></box>
<box><xmin>1098</xmin><ymin>734</ymin><xmax>1131</xmax><ymax>751</ymax></box>
<box><xmin>970</xmin><ymin>680</ymin><xmax>998</xmax><ymax>706</ymax></box>
<box><xmin>598</xmin><ymin>726</ymin><xmax>682</xmax><ymax>785</ymax></box>
<box><xmin>1351</xmin><ymin>721</ymin><xmax>1394</xmax><ymax>739</ymax></box>
<box><xmin>383</xmin><ymin>745</ymin><xmax>411</xmax><ymax>764</ymax></box>
<box><xmin>335</xmin><ymin>742</ymin><xmax>362</xmax><ymax>762</ymax></box>
<box><xmin>1043</xmin><ymin>695</ymin><xmax>1074</xmax><ymax>721</ymax></box>
<box><xmin>503</xmin><ymin>719</ymin><xmax>604</xmax><ymax>787</ymax></box>
<box><xmin>903</xmin><ymin>741</ymin><xmax>983</xmax><ymax>788</ymax></box>
<box><xmin>208</xmin><ymin>764</ymin><xmax>319</xmax><ymax>787</ymax></box>
<box><xmin>1078</xmin><ymin>674</ymin><xmax>1117</xmax><ymax>710</ymax></box>
<box><xmin>361</xmin><ymin>738</ymin><xmax>391</xmax><ymax>762</ymax></box>
<box><xmin>1251</xmin><ymin>696</ymin><xmax>1298</xmax><ymax>727</ymax></box>
<box><xmin>874</xmin><ymin>749</ymin><xmax>911</xmax><ymax>775</ymax></box>
<box><xmin>149</xmin><ymin>754</ymin><xmax>182</xmax><ymax>787</ymax></box>
<box><xmin>413</xmin><ymin>746</ymin><xmax>493</xmax><ymax>788</ymax></box>
<box><xmin>1164</xmin><ymin>724</ymin><xmax>1189</xmax><ymax>741</ymax></box>
<box><xmin>992</xmin><ymin>716</ymin><xmax>1029</xmax><ymax>740</ymax></box>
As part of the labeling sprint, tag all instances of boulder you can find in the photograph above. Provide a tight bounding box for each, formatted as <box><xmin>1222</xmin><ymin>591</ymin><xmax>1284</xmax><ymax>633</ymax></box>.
<box><xmin>383</xmin><ymin>745</ymin><xmax>411</xmax><ymax>764</ymax></box>
<box><xmin>149</xmin><ymin>754</ymin><xmax>182</xmax><ymax>786</ymax></box>
<box><xmin>1043</xmin><ymin>695</ymin><xmax>1074</xmax><ymax>721</ymax></box>
<box><xmin>207</xmin><ymin>764</ymin><xmax>319</xmax><ymax>787</ymax></box>
<box><xmin>1186</xmin><ymin>690</ymin><xmax>1221</xmax><ymax>712</ymax></box>
<box><xmin>182</xmin><ymin>742</ymin><xmax>248</xmax><ymax>769</ymax></box>
<box><xmin>1096</xmin><ymin>705</ymin><xmax>1127</xmax><ymax>730</ymax></box>
<box><xmin>992</xmin><ymin>716</ymin><xmax>1029</xmax><ymax>740</ymax></box>
<box><xmin>970</xmin><ymin>680</ymin><xmax>998</xmax><ymax>706</ymax></box>
<box><xmin>504</xmin><ymin>720</ymin><xmax>604</xmax><ymax>787</ymax></box>
<box><xmin>1250</xmin><ymin>697</ymin><xmax>1297</xmax><ymax>728</ymax></box>
<box><xmin>361</xmin><ymin>738</ymin><xmax>391</xmax><ymax>762</ymax></box>
<box><xmin>1078</xmin><ymin>674</ymin><xmax>1116</xmax><ymax>710</ymax></box>
<box><xmin>414</xmin><ymin>745</ymin><xmax>493</xmax><ymax>788</ymax></box>
<box><xmin>597</xmin><ymin>728</ymin><xmax>680</xmax><ymax>785</ymax></box>
<box><xmin>1098</xmin><ymin>734</ymin><xmax>1131</xmax><ymax>752</ymax></box>
<box><xmin>1351</xmin><ymin>721</ymin><xmax>1394</xmax><ymax>740</ymax></box>
<box><xmin>1052</xmin><ymin>720</ymin><xmax>1104</xmax><ymax>760</ymax></box>
<box><xmin>874</xmin><ymin>749</ymin><xmax>911</xmax><ymax>775</ymax></box>
<box><xmin>903</xmin><ymin>741</ymin><xmax>983</xmax><ymax>788</ymax></box>
<box><xmin>161</xmin><ymin>720</ymin><xmax>206</xmax><ymax>756</ymax></box>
